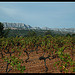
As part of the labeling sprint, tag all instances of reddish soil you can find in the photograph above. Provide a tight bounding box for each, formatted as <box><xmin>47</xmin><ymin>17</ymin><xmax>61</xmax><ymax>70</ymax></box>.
<box><xmin>0</xmin><ymin>48</ymin><xmax>75</xmax><ymax>73</ymax></box>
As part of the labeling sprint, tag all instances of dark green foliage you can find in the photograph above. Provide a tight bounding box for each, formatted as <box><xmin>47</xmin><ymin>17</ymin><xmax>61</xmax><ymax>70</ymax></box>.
<box><xmin>27</xmin><ymin>30</ymin><xmax>37</xmax><ymax>37</ymax></box>
<box><xmin>0</xmin><ymin>22</ymin><xmax>10</xmax><ymax>38</ymax></box>
<box><xmin>44</xmin><ymin>30</ymin><xmax>52</xmax><ymax>36</ymax></box>
<box><xmin>3</xmin><ymin>28</ymin><xmax>70</xmax><ymax>38</ymax></box>
<box><xmin>0</xmin><ymin>22</ymin><xmax>4</xmax><ymax>37</ymax></box>
<box><xmin>72</xmin><ymin>33</ymin><xmax>75</xmax><ymax>37</ymax></box>
<box><xmin>66</xmin><ymin>33</ymin><xmax>71</xmax><ymax>37</ymax></box>
<box><xmin>3</xmin><ymin>28</ymin><xmax>10</xmax><ymax>38</ymax></box>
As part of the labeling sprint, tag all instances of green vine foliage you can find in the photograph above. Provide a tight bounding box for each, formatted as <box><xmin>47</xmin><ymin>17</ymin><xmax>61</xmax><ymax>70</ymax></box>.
<box><xmin>3</xmin><ymin>55</ymin><xmax>25</xmax><ymax>73</ymax></box>
<box><xmin>0</xmin><ymin>35</ymin><xmax>75</xmax><ymax>73</ymax></box>
<box><xmin>54</xmin><ymin>46</ymin><xmax>75</xmax><ymax>73</ymax></box>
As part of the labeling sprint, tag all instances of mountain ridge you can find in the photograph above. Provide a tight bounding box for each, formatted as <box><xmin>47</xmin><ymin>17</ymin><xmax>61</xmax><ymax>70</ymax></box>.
<box><xmin>2</xmin><ymin>22</ymin><xmax>75</xmax><ymax>33</ymax></box>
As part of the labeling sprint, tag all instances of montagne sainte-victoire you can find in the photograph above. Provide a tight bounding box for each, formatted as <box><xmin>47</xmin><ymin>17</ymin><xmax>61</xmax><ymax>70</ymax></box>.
<box><xmin>2</xmin><ymin>22</ymin><xmax>75</xmax><ymax>33</ymax></box>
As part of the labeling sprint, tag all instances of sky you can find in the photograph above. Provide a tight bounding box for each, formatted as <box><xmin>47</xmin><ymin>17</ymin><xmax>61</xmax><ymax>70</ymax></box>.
<box><xmin>0</xmin><ymin>2</ymin><xmax>75</xmax><ymax>28</ymax></box>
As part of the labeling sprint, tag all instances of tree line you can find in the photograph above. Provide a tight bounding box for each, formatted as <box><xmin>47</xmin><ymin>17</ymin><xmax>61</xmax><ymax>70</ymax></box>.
<box><xmin>0</xmin><ymin>22</ymin><xmax>75</xmax><ymax>38</ymax></box>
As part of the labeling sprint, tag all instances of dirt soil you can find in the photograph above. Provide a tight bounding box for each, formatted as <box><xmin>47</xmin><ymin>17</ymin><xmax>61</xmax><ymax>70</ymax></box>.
<box><xmin>0</xmin><ymin>48</ymin><xmax>75</xmax><ymax>73</ymax></box>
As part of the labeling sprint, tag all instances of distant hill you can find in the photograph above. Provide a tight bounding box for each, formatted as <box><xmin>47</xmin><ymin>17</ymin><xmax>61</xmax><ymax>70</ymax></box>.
<box><xmin>2</xmin><ymin>22</ymin><xmax>75</xmax><ymax>34</ymax></box>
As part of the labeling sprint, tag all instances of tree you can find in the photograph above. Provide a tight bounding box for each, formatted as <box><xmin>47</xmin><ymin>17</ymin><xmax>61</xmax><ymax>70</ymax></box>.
<box><xmin>0</xmin><ymin>22</ymin><xmax>4</xmax><ymax>37</ymax></box>
<box><xmin>66</xmin><ymin>33</ymin><xmax>71</xmax><ymax>37</ymax></box>
<box><xmin>44</xmin><ymin>30</ymin><xmax>52</xmax><ymax>36</ymax></box>
<box><xmin>27</xmin><ymin>30</ymin><xmax>37</xmax><ymax>37</ymax></box>
<box><xmin>72</xmin><ymin>33</ymin><xmax>75</xmax><ymax>37</ymax></box>
<box><xmin>3</xmin><ymin>28</ymin><xmax>10</xmax><ymax>38</ymax></box>
<box><xmin>0</xmin><ymin>22</ymin><xmax>10</xmax><ymax>38</ymax></box>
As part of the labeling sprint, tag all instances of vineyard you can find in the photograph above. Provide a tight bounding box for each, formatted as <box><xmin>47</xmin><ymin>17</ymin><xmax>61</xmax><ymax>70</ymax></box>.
<box><xmin>0</xmin><ymin>35</ymin><xmax>75</xmax><ymax>73</ymax></box>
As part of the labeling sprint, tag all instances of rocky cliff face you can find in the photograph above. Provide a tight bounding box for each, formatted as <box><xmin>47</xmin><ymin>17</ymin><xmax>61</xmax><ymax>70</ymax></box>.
<box><xmin>2</xmin><ymin>22</ymin><xmax>32</xmax><ymax>29</ymax></box>
<box><xmin>2</xmin><ymin>22</ymin><xmax>75</xmax><ymax>33</ymax></box>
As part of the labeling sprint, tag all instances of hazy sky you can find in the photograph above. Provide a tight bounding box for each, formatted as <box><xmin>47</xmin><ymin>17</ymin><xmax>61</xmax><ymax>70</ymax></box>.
<box><xmin>0</xmin><ymin>2</ymin><xmax>75</xmax><ymax>28</ymax></box>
